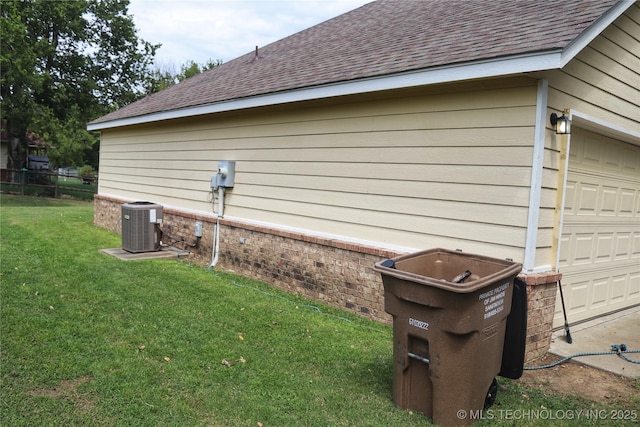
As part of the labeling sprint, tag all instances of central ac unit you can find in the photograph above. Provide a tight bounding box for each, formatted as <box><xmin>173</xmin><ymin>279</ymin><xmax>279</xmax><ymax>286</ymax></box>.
<box><xmin>121</xmin><ymin>202</ymin><xmax>163</xmax><ymax>253</ymax></box>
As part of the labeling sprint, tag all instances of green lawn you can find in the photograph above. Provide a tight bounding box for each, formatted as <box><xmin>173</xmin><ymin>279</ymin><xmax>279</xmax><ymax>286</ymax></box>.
<box><xmin>0</xmin><ymin>195</ymin><xmax>636</xmax><ymax>426</ymax></box>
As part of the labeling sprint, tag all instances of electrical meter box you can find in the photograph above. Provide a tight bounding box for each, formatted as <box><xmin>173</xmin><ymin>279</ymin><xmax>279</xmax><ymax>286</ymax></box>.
<box><xmin>211</xmin><ymin>160</ymin><xmax>235</xmax><ymax>190</ymax></box>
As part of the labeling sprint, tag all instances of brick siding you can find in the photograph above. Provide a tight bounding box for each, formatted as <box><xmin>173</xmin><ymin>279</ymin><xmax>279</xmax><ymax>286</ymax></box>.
<box><xmin>520</xmin><ymin>273</ymin><xmax>563</xmax><ymax>362</ymax></box>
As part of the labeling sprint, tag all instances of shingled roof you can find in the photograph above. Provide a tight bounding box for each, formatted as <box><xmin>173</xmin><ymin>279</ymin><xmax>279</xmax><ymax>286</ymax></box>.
<box><xmin>89</xmin><ymin>0</ymin><xmax>628</xmax><ymax>129</ymax></box>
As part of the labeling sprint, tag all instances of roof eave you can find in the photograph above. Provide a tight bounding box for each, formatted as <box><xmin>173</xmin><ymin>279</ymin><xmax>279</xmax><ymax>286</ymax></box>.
<box><xmin>88</xmin><ymin>50</ymin><xmax>567</xmax><ymax>131</ymax></box>
<box><xmin>559</xmin><ymin>0</ymin><xmax>634</xmax><ymax>68</ymax></box>
<box><xmin>87</xmin><ymin>1</ymin><xmax>633</xmax><ymax>132</ymax></box>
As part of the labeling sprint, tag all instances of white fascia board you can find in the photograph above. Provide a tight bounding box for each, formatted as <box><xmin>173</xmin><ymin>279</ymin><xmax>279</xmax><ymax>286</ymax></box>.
<box><xmin>87</xmin><ymin>50</ymin><xmax>563</xmax><ymax>131</ymax></box>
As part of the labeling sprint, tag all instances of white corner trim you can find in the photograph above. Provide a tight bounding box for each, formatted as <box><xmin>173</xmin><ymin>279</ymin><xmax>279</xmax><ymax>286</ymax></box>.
<box><xmin>523</xmin><ymin>79</ymin><xmax>549</xmax><ymax>273</ymax></box>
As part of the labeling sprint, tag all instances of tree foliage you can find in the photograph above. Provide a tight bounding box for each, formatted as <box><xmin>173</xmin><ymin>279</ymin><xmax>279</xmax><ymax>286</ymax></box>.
<box><xmin>147</xmin><ymin>59</ymin><xmax>222</xmax><ymax>94</ymax></box>
<box><xmin>0</xmin><ymin>0</ymin><xmax>158</xmax><ymax>168</ymax></box>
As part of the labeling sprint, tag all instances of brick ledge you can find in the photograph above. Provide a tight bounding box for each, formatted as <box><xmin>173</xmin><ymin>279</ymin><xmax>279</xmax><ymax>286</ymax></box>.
<box><xmin>518</xmin><ymin>271</ymin><xmax>562</xmax><ymax>285</ymax></box>
<box><xmin>95</xmin><ymin>194</ymin><xmax>402</xmax><ymax>259</ymax></box>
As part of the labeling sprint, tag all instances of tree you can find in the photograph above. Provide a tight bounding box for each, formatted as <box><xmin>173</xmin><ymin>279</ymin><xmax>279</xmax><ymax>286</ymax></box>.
<box><xmin>147</xmin><ymin>59</ymin><xmax>222</xmax><ymax>94</ymax></box>
<box><xmin>0</xmin><ymin>0</ymin><xmax>158</xmax><ymax>169</ymax></box>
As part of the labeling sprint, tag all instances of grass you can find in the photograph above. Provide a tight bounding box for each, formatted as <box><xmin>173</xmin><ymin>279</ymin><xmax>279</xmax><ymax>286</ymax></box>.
<box><xmin>55</xmin><ymin>176</ymin><xmax>98</xmax><ymax>200</ymax></box>
<box><xmin>1</xmin><ymin>194</ymin><xmax>637</xmax><ymax>426</ymax></box>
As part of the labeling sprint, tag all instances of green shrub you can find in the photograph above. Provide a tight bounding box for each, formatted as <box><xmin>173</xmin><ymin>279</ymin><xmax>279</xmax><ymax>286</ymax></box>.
<box><xmin>78</xmin><ymin>165</ymin><xmax>95</xmax><ymax>178</ymax></box>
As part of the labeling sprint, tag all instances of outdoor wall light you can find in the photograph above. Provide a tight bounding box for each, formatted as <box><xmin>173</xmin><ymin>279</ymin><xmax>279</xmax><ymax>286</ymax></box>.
<box><xmin>550</xmin><ymin>110</ymin><xmax>571</xmax><ymax>135</ymax></box>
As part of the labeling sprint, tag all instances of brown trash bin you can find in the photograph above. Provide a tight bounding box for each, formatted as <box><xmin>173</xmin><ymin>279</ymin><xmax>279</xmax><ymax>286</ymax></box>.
<box><xmin>374</xmin><ymin>248</ymin><xmax>522</xmax><ymax>426</ymax></box>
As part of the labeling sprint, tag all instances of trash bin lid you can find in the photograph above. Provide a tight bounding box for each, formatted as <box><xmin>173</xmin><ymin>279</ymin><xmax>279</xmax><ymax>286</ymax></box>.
<box><xmin>374</xmin><ymin>248</ymin><xmax>522</xmax><ymax>293</ymax></box>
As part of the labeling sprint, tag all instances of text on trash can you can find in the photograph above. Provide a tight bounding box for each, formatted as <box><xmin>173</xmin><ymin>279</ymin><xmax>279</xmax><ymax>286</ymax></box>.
<box><xmin>409</xmin><ymin>317</ymin><xmax>429</xmax><ymax>330</ymax></box>
<box><xmin>479</xmin><ymin>282</ymin><xmax>508</xmax><ymax>320</ymax></box>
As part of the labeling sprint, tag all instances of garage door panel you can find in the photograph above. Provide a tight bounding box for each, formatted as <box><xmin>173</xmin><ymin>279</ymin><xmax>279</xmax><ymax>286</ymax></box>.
<box><xmin>564</xmin><ymin>181</ymin><xmax>577</xmax><ymax>214</ymax></box>
<box><xmin>565</xmin><ymin>178</ymin><xmax>639</xmax><ymax>219</ymax></box>
<box><xmin>577</xmin><ymin>136</ymin><xmax>603</xmax><ymax>166</ymax></box>
<box><xmin>611</xmin><ymin>275</ymin><xmax>627</xmax><ymax>301</ymax></box>
<box><xmin>615</xmin><ymin>232</ymin><xmax>640</xmax><ymax>260</ymax></box>
<box><xmin>560</xmin><ymin>227</ymin><xmax>639</xmax><ymax>266</ymax></box>
<box><xmin>615</xmin><ymin>234</ymin><xmax>630</xmax><ymax>257</ymax></box>
<box><xmin>630</xmin><ymin>272</ymin><xmax>640</xmax><ymax>297</ymax></box>
<box><xmin>595</xmin><ymin>233</ymin><xmax>614</xmax><ymax>261</ymax></box>
<box><xmin>601</xmin><ymin>186</ymin><xmax>618</xmax><ymax>215</ymax></box>
<box><xmin>574</xmin><ymin>181</ymin><xmax>598</xmax><ymax>215</ymax></box>
<box><xmin>556</xmin><ymin>267</ymin><xmax>640</xmax><ymax>323</ymax></box>
<box><xmin>619</xmin><ymin>188</ymin><xmax>637</xmax><ymax>215</ymax></box>
<box><xmin>574</xmin><ymin>233</ymin><xmax>595</xmax><ymax>264</ymax></box>
<box><xmin>622</xmin><ymin>146</ymin><xmax>640</xmax><ymax>174</ymax></box>
<box><xmin>568</xmin><ymin>279</ymin><xmax>589</xmax><ymax>311</ymax></box>
<box><xmin>556</xmin><ymin>127</ymin><xmax>640</xmax><ymax>327</ymax></box>
<box><xmin>561</xmin><ymin>245</ymin><xmax>638</xmax><ymax>270</ymax></box>
<box><xmin>591</xmin><ymin>277</ymin><xmax>609</xmax><ymax>306</ymax></box>
<box><xmin>571</xmin><ymin>129</ymin><xmax>640</xmax><ymax>175</ymax></box>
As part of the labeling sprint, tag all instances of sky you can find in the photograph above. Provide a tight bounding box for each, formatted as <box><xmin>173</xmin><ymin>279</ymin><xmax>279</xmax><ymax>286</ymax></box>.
<box><xmin>128</xmin><ymin>0</ymin><xmax>373</xmax><ymax>67</ymax></box>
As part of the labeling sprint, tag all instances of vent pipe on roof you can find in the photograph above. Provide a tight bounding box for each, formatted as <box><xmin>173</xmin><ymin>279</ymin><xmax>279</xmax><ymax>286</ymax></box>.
<box><xmin>250</xmin><ymin>46</ymin><xmax>260</xmax><ymax>63</ymax></box>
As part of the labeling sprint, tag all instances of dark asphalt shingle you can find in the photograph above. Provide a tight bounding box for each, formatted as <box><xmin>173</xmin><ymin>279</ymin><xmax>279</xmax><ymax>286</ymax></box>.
<box><xmin>90</xmin><ymin>0</ymin><xmax>619</xmax><ymax>125</ymax></box>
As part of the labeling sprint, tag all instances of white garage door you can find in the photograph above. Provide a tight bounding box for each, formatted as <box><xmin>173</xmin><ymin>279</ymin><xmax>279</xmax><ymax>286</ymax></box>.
<box><xmin>555</xmin><ymin>128</ymin><xmax>640</xmax><ymax>327</ymax></box>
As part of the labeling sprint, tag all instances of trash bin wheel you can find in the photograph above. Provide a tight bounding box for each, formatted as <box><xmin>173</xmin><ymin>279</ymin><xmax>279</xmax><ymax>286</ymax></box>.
<box><xmin>483</xmin><ymin>378</ymin><xmax>498</xmax><ymax>410</ymax></box>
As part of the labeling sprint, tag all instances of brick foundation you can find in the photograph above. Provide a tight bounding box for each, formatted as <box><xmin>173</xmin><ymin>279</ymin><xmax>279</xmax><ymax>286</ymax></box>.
<box><xmin>218</xmin><ymin>222</ymin><xmax>398</xmax><ymax>321</ymax></box>
<box><xmin>94</xmin><ymin>195</ymin><xmax>560</xmax><ymax>362</ymax></box>
<box><xmin>519</xmin><ymin>272</ymin><xmax>562</xmax><ymax>363</ymax></box>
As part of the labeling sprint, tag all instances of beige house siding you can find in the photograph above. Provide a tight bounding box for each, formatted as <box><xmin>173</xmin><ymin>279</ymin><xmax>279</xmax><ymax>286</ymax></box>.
<box><xmin>543</xmin><ymin>3</ymin><xmax>639</xmax><ymax>132</ymax></box>
<box><xmin>98</xmin><ymin>77</ymin><xmax>539</xmax><ymax>262</ymax></box>
<box><xmin>520</xmin><ymin>4</ymin><xmax>640</xmax><ymax>327</ymax></box>
<box><xmin>533</xmin><ymin>3</ymin><xmax>640</xmax><ymax>270</ymax></box>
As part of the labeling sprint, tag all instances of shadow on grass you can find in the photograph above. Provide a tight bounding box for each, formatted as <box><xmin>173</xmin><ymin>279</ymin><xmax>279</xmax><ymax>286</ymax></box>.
<box><xmin>355</xmin><ymin>356</ymin><xmax>394</xmax><ymax>399</ymax></box>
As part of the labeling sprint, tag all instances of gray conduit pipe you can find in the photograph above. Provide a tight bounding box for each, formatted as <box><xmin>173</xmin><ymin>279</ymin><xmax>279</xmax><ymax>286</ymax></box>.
<box><xmin>208</xmin><ymin>186</ymin><xmax>225</xmax><ymax>270</ymax></box>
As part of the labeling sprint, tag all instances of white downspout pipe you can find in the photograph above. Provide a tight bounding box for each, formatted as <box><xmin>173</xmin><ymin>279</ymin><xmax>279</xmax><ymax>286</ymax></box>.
<box><xmin>208</xmin><ymin>186</ymin><xmax>225</xmax><ymax>270</ymax></box>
